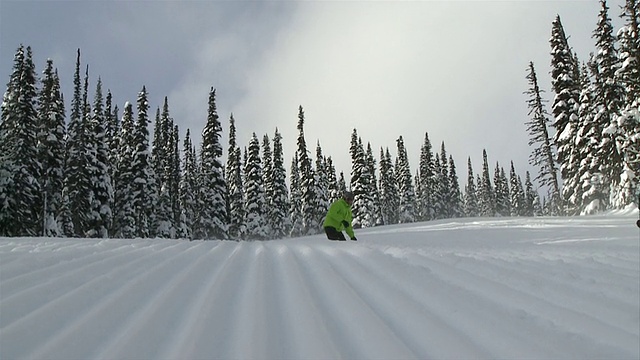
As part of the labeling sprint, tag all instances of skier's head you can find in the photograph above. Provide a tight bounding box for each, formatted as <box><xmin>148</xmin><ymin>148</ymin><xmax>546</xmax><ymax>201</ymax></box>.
<box><xmin>343</xmin><ymin>191</ymin><xmax>354</xmax><ymax>204</ymax></box>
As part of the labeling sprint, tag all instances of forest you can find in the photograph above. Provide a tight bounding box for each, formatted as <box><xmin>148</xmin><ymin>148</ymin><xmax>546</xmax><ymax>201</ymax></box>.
<box><xmin>0</xmin><ymin>0</ymin><xmax>638</xmax><ymax>239</ymax></box>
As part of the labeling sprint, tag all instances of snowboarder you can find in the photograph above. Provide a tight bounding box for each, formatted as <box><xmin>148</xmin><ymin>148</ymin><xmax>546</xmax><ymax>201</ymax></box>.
<box><xmin>324</xmin><ymin>191</ymin><xmax>357</xmax><ymax>241</ymax></box>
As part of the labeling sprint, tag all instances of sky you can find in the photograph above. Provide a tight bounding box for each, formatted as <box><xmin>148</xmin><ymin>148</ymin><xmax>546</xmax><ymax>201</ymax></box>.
<box><xmin>0</xmin><ymin>0</ymin><xmax>627</xmax><ymax>190</ymax></box>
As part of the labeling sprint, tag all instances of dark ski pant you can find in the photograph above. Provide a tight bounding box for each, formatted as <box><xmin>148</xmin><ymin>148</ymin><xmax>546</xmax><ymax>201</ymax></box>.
<box><xmin>324</xmin><ymin>226</ymin><xmax>346</xmax><ymax>241</ymax></box>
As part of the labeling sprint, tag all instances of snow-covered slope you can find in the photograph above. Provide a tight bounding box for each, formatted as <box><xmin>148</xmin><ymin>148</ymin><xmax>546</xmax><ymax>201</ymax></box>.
<box><xmin>1</xmin><ymin>214</ymin><xmax>639</xmax><ymax>359</ymax></box>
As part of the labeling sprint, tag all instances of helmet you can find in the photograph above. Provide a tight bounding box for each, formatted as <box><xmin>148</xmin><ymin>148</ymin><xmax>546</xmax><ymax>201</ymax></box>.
<box><xmin>343</xmin><ymin>191</ymin><xmax>354</xmax><ymax>202</ymax></box>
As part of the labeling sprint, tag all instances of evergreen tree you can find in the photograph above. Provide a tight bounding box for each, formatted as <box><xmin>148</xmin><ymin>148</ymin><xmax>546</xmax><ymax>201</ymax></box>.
<box><xmin>463</xmin><ymin>157</ymin><xmax>478</xmax><ymax>217</ymax></box>
<box><xmin>350</xmin><ymin>129</ymin><xmax>375</xmax><ymax>227</ymax></box>
<box><xmin>296</xmin><ymin>106</ymin><xmax>320</xmax><ymax>234</ymax></box>
<box><xmin>326</xmin><ymin>156</ymin><xmax>340</xmax><ymax>202</ymax></box>
<box><xmin>315</xmin><ymin>142</ymin><xmax>330</xmax><ymax>225</ymax></box>
<box><xmin>379</xmin><ymin>147</ymin><xmax>399</xmax><ymax>225</ymax></box>
<box><xmin>113</xmin><ymin>102</ymin><xmax>136</xmax><ymax>238</ymax></box>
<box><xmin>86</xmin><ymin>78</ymin><xmax>113</xmax><ymax>238</ymax></box>
<box><xmin>63</xmin><ymin>49</ymin><xmax>92</xmax><ymax>236</ymax></box>
<box><xmin>131</xmin><ymin>86</ymin><xmax>156</xmax><ymax>238</ymax></box>
<box><xmin>37</xmin><ymin>59</ymin><xmax>66</xmax><ymax>236</ymax></box>
<box><xmin>493</xmin><ymin>163</ymin><xmax>510</xmax><ymax>216</ymax></box>
<box><xmin>417</xmin><ymin>133</ymin><xmax>435</xmax><ymax>221</ymax></box>
<box><xmin>509</xmin><ymin>162</ymin><xmax>526</xmax><ymax>216</ymax></box>
<box><xmin>525</xmin><ymin>171</ymin><xmax>542</xmax><ymax>216</ymax></box>
<box><xmin>0</xmin><ymin>45</ymin><xmax>41</xmax><ymax>236</ymax></box>
<box><xmin>395</xmin><ymin>136</ymin><xmax>415</xmax><ymax>223</ymax></box>
<box><xmin>448</xmin><ymin>155</ymin><xmax>463</xmax><ymax>218</ymax></box>
<box><xmin>478</xmin><ymin>149</ymin><xmax>495</xmax><ymax>216</ymax></box>
<box><xmin>525</xmin><ymin>62</ymin><xmax>562</xmax><ymax>214</ymax></box>
<box><xmin>178</xmin><ymin>129</ymin><xmax>198</xmax><ymax>239</ymax></box>
<box><xmin>366</xmin><ymin>143</ymin><xmax>383</xmax><ymax>225</ymax></box>
<box><xmin>550</xmin><ymin>15</ymin><xmax>580</xmax><ymax>208</ymax></box>
<box><xmin>289</xmin><ymin>153</ymin><xmax>304</xmax><ymax>237</ymax></box>
<box><xmin>196</xmin><ymin>88</ymin><xmax>227</xmax><ymax>240</ymax></box>
<box><xmin>611</xmin><ymin>0</ymin><xmax>640</xmax><ymax>207</ymax></box>
<box><xmin>244</xmin><ymin>133</ymin><xmax>268</xmax><ymax>240</ymax></box>
<box><xmin>271</xmin><ymin>128</ymin><xmax>291</xmax><ymax>238</ymax></box>
<box><xmin>592</xmin><ymin>0</ymin><xmax>626</xmax><ymax>208</ymax></box>
<box><xmin>262</xmin><ymin>134</ymin><xmax>275</xmax><ymax>237</ymax></box>
<box><xmin>225</xmin><ymin>114</ymin><xmax>245</xmax><ymax>240</ymax></box>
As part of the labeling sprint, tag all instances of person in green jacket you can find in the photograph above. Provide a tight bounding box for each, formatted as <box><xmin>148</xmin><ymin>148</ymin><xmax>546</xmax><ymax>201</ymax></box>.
<box><xmin>323</xmin><ymin>191</ymin><xmax>357</xmax><ymax>241</ymax></box>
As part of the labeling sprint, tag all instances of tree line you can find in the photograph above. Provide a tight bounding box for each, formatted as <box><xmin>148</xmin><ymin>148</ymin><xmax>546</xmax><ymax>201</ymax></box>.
<box><xmin>1</xmin><ymin>0</ymin><xmax>638</xmax><ymax>239</ymax></box>
<box><xmin>526</xmin><ymin>0</ymin><xmax>639</xmax><ymax>215</ymax></box>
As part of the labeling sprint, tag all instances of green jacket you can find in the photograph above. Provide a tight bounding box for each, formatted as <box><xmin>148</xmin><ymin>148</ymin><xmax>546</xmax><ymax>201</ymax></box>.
<box><xmin>323</xmin><ymin>198</ymin><xmax>355</xmax><ymax>239</ymax></box>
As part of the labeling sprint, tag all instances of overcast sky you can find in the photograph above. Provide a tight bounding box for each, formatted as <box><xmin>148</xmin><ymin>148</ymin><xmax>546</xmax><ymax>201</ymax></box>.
<box><xmin>0</xmin><ymin>0</ymin><xmax>626</xmax><ymax>189</ymax></box>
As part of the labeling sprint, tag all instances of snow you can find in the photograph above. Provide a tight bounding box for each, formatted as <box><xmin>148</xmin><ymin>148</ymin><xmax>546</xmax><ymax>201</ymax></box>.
<box><xmin>1</xmin><ymin>213</ymin><xmax>639</xmax><ymax>359</ymax></box>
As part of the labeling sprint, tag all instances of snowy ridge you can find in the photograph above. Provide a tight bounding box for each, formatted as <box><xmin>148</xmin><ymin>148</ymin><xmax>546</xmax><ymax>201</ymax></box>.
<box><xmin>1</xmin><ymin>214</ymin><xmax>639</xmax><ymax>359</ymax></box>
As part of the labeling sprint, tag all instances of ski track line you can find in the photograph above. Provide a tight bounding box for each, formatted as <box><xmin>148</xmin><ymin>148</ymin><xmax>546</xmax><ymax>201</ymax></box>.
<box><xmin>291</xmin><ymin>243</ymin><xmax>416</xmax><ymax>360</ymax></box>
<box><xmin>0</xmin><ymin>239</ymin><xmax>151</xmax><ymax>295</ymax></box>
<box><xmin>225</xmin><ymin>242</ymin><xmax>272</xmax><ymax>359</ymax></box>
<box><xmin>0</xmin><ymin>240</ymin><xmax>182</xmax><ymax>329</ymax></box>
<box><xmin>5</xmin><ymin>240</ymin><xmax>198</xmax><ymax>360</ymax></box>
<box><xmin>408</xmin><ymin>251</ymin><xmax>638</xmax><ymax>358</ymax></box>
<box><xmin>91</xmin><ymin>241</ymin><xmax>224</xmax><ymax>360</ymax></box>
<box><xmin>164</xmin><ymin>241</ymin><xmax>257</xmax><ymax>359</ymax></box>
<box><xmin>432</xmin><ymin>251</ymin><xmax>640</xmax><ymax>337</ymax></box>
<box><xmin>267</xmin><ymin>242</ymin><xmax>342</xmax><ymax>359</ymax></box>
<box><xmin>470</xmin><ymin>253</ymin><xmax>639</xmax><ymax>328</ymax></box>
<box><xmin>368</xmin><ymin>244</ymin><xmax>627</xmax><ymax>359</ymax></box>
<box><xmin>319</xmin><ymin>244</ymin><xmax>495</xmax><ymax>359</ymax></box>
<box><xmin>156</xmin><ymin>241</ymin><xmax>245</xmax><ymax>359</ymax></box>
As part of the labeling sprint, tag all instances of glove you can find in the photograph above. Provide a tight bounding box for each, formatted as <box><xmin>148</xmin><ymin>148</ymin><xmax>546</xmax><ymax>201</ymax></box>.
<box><xmin>342</xmin><ymin>220</ymin><xmax>350</xmax><ymax>228</ymax></box>
<box><xmin>351</xmin><ymin>237</ymin><xmax>357</xmax><ymax>241</ymax></box>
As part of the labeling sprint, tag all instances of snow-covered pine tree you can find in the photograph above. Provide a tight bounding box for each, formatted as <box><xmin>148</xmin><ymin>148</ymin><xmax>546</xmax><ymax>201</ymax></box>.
<box><xmin>611</xmin><ymin>0</ymin><xmax>640</xmax><ymax>207</ymax></box>
<box><xmin>178</xmin><ymin>129</ymin><xmax>198</xmax><ymax>240</ymax></box>
<box><xmin>550</xmin><ymin>16</ymin><xmax>581</xmax><ymax>213</ymax></box>
<box><xmin>493</xmin><ymin>163</ymin><xmax>510</xmax><ymax>217</ymax></box>
<box><xmin>395</xmin><ymin>136</ymin><xmax>415</xmax><ymax>223</ymax></box>
<box><xmin>196</xmin><ymin>88</ymin><xmax>227</xmax><ymax>240</ymax></box>
<box><xmin>525</xmin><ymin>171</ymin><xmax>542</xmax><ymax>216</ymax></box>
<box><xmin>437</xmin><ymin>142</ymin><xmax>451</xmax><ymax>219</ymax></box>
<box><xmin>0</xmin><ymin>45</ymin><xmax>42</xmax><ymax>236</ymax></box>
<box><xmin>271</xmin><ymin>128</ymin><xmax>291</xmax><ymax>238</ymax></box>
<box><xmin>326</xmin><ymin>156</ymin><xmax>340</xmax><ymax>202</ymax></box>
<box><xmin>366</xmin><ymin>143</ymin><xmax>383</xmax><ymax>225</ymax></box>
<box><xmin>448</xmin><ymin>155</ymin><xmax>463</xmax><ymax>218</ymax></box>
<box><xmin>289</xmin><ymin>153</ymin><xmax>304</xmax><ymax>237</ymax></box>
<box><xmin>296</xmin><ymin>106</ymin><xmax>320</xmax><ymax>234</ymax></box>
<box><xmin>478</xmin><ymin>149</ymin><xmax>495</xmax><ymax>217</ymax></box>
<box><xmin>244</xmin><ymin>133</ymin><xmax>268</xmax><ymax>240</ymax></box>
<box><xmin>105</xmin><ymin>91</ymin><xmax>119</xmax><ymax>185</ymax></box>
<box><xmin>416</xmin><ymin>133</ymin><xmax>435</xmax><ymax>221</ymax></box>
<box><xmin>432</xmin><ymin>156</ymin><xmax>445</xmax><ymax>219</ymax></box>
<box><xmin>86</xmin><ymin>78</ymin><xmax>113</xmax><ymax>238</ymax></box>
<box><xmin>37</xmin><ymin>59</ymin><xmax>66</xmax><ymax>236</ymax></box>
<box><xmin>525</xmin><ymin>62</ymin><xmax>563</xmax><ymax>214</ymax></box>
<box><xmin>131</xmin><ymin>86</ymin><xmax>156</xmax><ymax>238</ymax></box>
<box><xmin>263</xmin><ymin>134</ymin><xmax>276</xmax><ymax>237</ymax></box>
<box><xmin>509</xmin><ymin>162</ymin><xmax>526</xmax><ymax>216</ymax></box>
<box><xmin>63</xmin><ymin>50</ymin><xmax>92</xmax><ymax>236</ymax></box>
<box><xmin>592</xmin><ymin>0</ymin><xmax>627</xmax><ymax>209</ymax></box>
<box><xmin>315</xmin><ymin>142</ymin><xmax>330</xmax><ymax>226</ymax></box>
<box><xmin>113</xmin><ymin>102</ymin><xmax>136</xmax><ymax>238</ymax></box>
<box><xmin>350</xmin><ymin>129</ymin><xmax>375</xmax><ymax>227</ymax></box>
<box><xmin>225</xmin><ymin>114</ymin><xmax>245</xmax><ymax>240</ymax></box>
<box><xmin>152</xmin><ymin>98</ymin><xmax>181</xmax><ymax>238</ymax></box>
<box><xmin>463</xmin><ymin>157</ymin><xmax>478</xmax><ymax>217</ymax></box>
<box><xmin>152</xmin><ymin>107</ymin><xmax>172</xmax><ymax>238</ymax></box>
<box><xmin>572</xmin><ymin>61</ymin><xmax>608</xmax><ymax>214</ymax></box>
<box><xmin>379</xmin><ymin>147</ymin><xmax>399</xmax><ymax>225</ymax></box>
